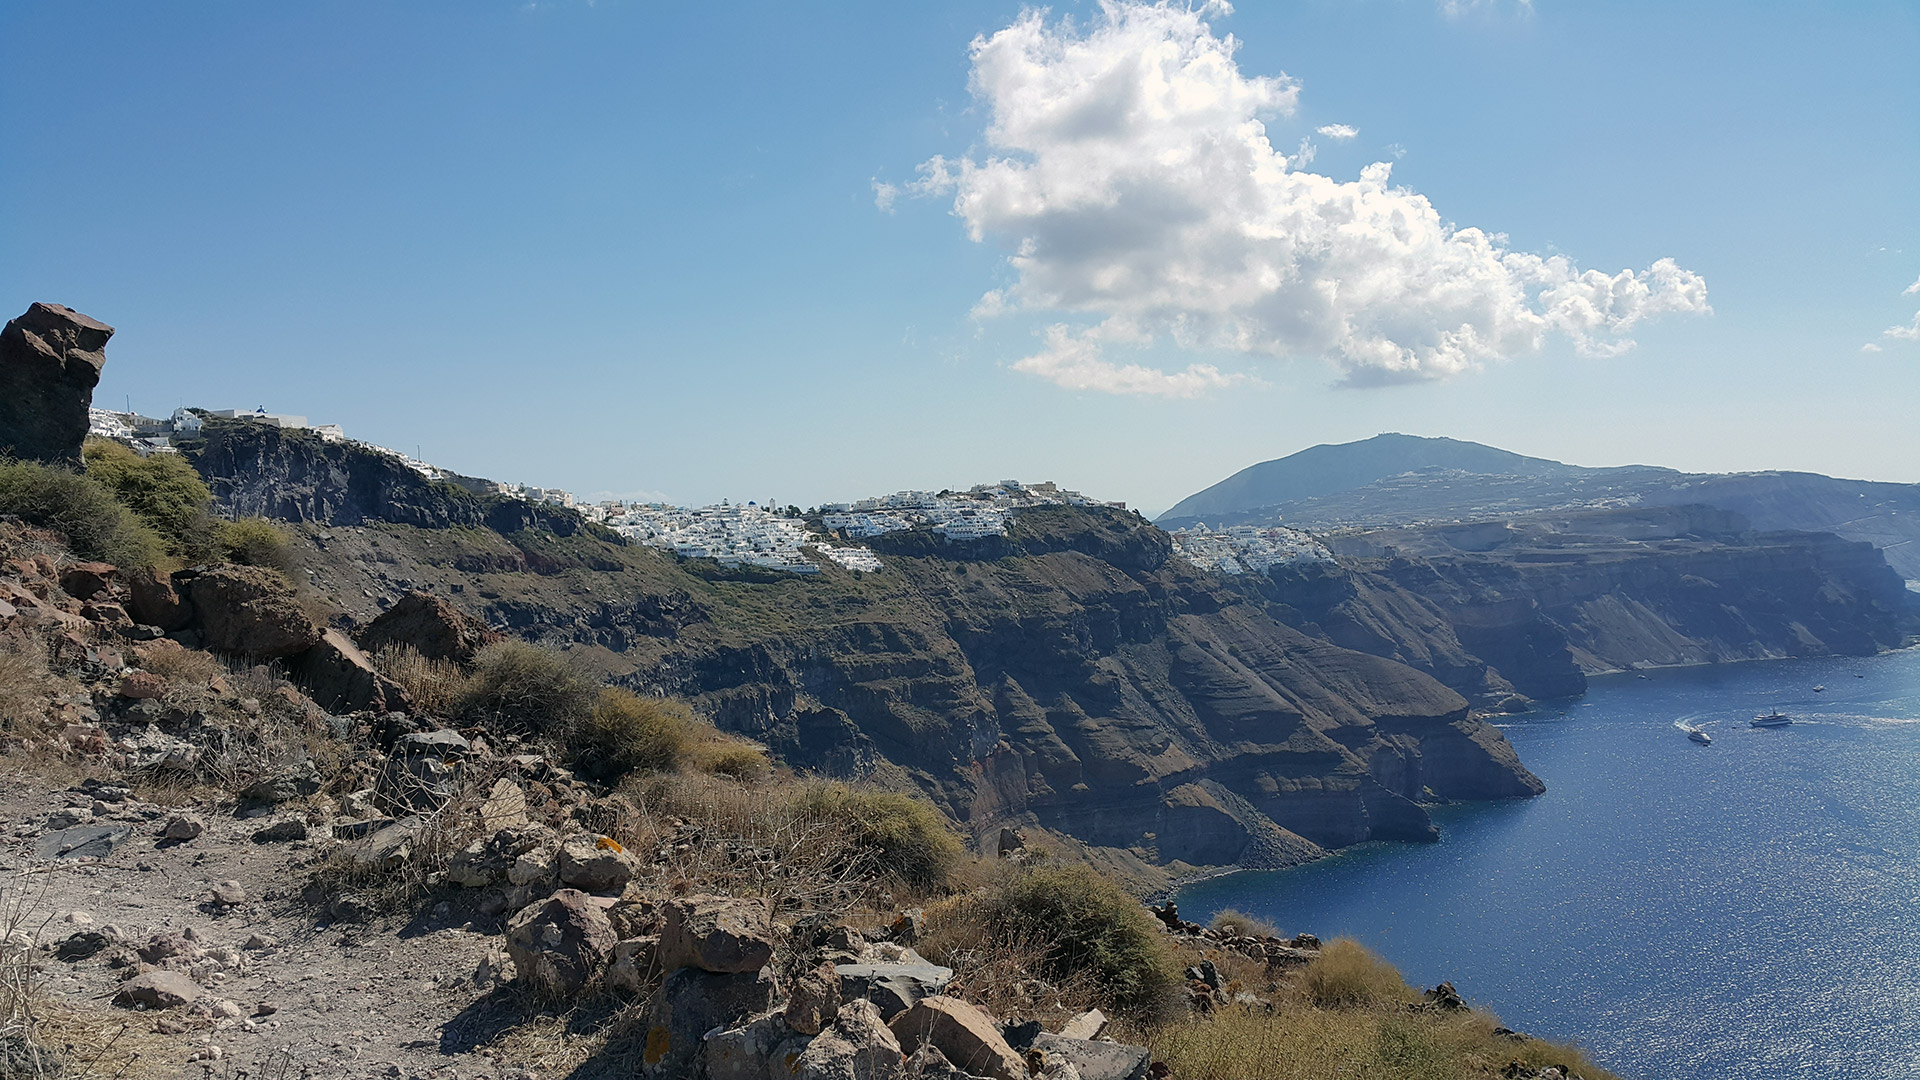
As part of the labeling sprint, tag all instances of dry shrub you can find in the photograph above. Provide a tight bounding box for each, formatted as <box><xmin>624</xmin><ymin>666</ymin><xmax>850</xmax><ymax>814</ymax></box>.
<box><xmin>615</xmin><ymin>771</ymin><xmax>887</xmax><ymax>916</ymax></box>
<box><xmin>1</xmin><ymin>870</ymin><xmax>57</xmax><ymax>1078</ymax></box>
<box><xmin>1143</xmin><ymin>998</ymin><xmax>1622</xmax><ymax>1080</ymax></box>
<box><xmin>1209</xmin><ymin>907</ymin><xmax>1280</xmax><ymax>939</ymax></box>
<box><xmin>571</xmin><ymin>690</ymin><xmax>692</xmax><ymax>781</ymax></box>
<box><xmin>687</xmin><ymin>741</ymin><xmax>768</xmax><ymax>779</ymax></box>
<box><xmin>136</xmin><ymin>642</ymin><xmax>223</xmax><ymax>686</ymax></box>
<box><xmin>916</xmin><ymin>894</ymin><xmax>1101</xmax><ymax>1027</ymax></box>
<box><xmin>0</xmin><ymin>457</ymin><xmax>164</xmax><ymax>570</ymax></box>
<box><xmin>922</xmin><ymin>861</ymin><xmax>1179</xmax><ymax>1022</ymax></box>
<box><xmin>311</xmin><ymin>764</ymin><xmax>510</xmax><ymax>919</ymax></box>
<box><xmin>374</xmin><ymin>644</ymin><xmax>465</xmax><ymax>718</ymax></box>
<box><xmin>0</xmin><ymin>635</ymin><xmax>51</xmax><ymax>733</ymax></box>
<box><xmin>1301</xmin><ymin>938</ymin><xmax>1414</xmax><ymax>1010</ymax></box>
<box><xmin>456</xmin><ymin>640</ymin><xmax>597</xmax><ymax>735</ymax></box>
<box><xmin>134</xmin><ymin>661</ymin><xmax>353</xmax><ymax>799</ymax></box>
<box><xmin>571</xmin><ymin>689</ymin><xmax>769</xmax><ymax>783</ymax></box>
<box><xmin>795</xmin><ymin>784</ymin><xmax>963</xmax><ymax>892</ymax></box>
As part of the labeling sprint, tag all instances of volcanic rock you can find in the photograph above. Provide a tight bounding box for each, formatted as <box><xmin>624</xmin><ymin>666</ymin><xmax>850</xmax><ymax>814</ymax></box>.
<box><xmin>658</xmin><ymin>894</ymin><xmax>774</xmax><ymax>974</ymax></box>
<box><xmin>182</xmin><ymin>565</ymin><xmax>322</xmax><ymax>658</ymax></box>
<box><xmin>358</xmin><ymin>590</ymin><xmax>501</xmax><ymax>663</ymax></box>
<box><xmin>115</xmin><ymin>970</ymin><xmax>203</xmax><ymax>1009</ymax></box>
<box><xmin>289</xmin><ymin>627</ymin><xmax>407</xmax><ymax>713</ymax></box>
<box><xmin>505</xmin><ymin>889</ymin><xmax>616</xmax><ymax>997</ymax></box>
<box><xmin>889</xmin><ymin>996</ymin><xmax>1025</xmax><ymax>1080</ymax></box>
<box><xmin>0</xmin><ymin>302</ymin><xmax>113</xmax><ymax>467</ymax></box>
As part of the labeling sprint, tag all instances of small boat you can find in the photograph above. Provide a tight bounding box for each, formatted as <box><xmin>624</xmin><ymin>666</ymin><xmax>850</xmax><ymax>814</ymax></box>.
<box><xmin>1813</xmin><ymin>685</ymin><xmax>1826</xmax><ymax>693</ymax></box>
<box><xmin>1688</xmin><ymin>728</ymin><xmax>1712</xmax><ymax>745</ymax></box>
<box><xmin>1751</xmin><ymin>710</ymin><xmax>1792</xmax><ymax>728</ymax></box>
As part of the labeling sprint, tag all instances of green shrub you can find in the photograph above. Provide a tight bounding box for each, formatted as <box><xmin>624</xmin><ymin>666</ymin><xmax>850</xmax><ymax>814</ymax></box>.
<box><xmin>82</xmin><ymin>439</ymin><xmax>220</xmax><ymax>561</ymax></box>
<box><xmin>1209</xmin><ymin>907</ymin><xmax>1280</xmax><ymax>939</ymax></box>
<box><xmin>983</xmin><ymin>862</ymin><xmax>1181</xmax><ymax>1018</ymax></box>
<box><xmin>571</xmin><ymin>689</ymin><xmax>693</xmax><ymax>781</ymax></box>
<box><xmin>690</xmin><ymin>741</ymin><xmax>770</xmax><ymax>779</ymax></box>
<box><xmin>800</xmin><ymin>784</ymin><xmax>963</xmax><ymax>891</ymax></box>
<box><xmin>453</xmin><ymin>639</ymin><xmax>598</xmax><ymax>734</ymax></box>
<box><xmin>0</xmin><ymin>458</ymin><xmax>165</xmax><ymax>569</ymax></box>
<box><xmin>1301</xmin><ymin>938</ymin><xmax>1413</xmax><ymax>1010</ymax></box>
<box><xmin>216</xmin><ymin>517</ymin><xmax>296</xmax><ymax>573</ymax></box>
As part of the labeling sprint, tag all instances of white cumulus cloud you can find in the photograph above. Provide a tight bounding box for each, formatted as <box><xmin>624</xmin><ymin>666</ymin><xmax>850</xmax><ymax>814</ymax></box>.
<box><xmin>1904</xmin><ymin>274</ymin><xmax>1920</xmax><ymax>296</ymax></box>
<box><xmin>872</xmin><ymin>179</ymin><xmax>900</xmax><ymax>214</ymax></box>
<box><xmin>1885</xmin><ymin>311</ymin><xmax>1920</xmax><ymax>342</ymax></box>
<box><xmin>908</xmin><ymin>0</ymin><xmax>1709</xmax><ymax>394</ymax></box>
<box><xmin>1316</xmin><ymin>123</ymin><xmax>1359</xmax><ymax>140</ymax></box>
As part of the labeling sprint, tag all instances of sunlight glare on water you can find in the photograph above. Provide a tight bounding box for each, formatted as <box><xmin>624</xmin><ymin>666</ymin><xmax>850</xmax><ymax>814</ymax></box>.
<box><xmin>1176</xmin><ymin>648</ymin><xmax>1920</xmax><ymax>1079</ymax></box>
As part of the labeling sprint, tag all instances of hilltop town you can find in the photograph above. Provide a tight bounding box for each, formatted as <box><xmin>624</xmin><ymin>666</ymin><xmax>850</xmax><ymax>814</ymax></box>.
<box><xmin>88</xmin><ymin>406</ymin><xmax>1332</xmax><ymax>579</ymax></box>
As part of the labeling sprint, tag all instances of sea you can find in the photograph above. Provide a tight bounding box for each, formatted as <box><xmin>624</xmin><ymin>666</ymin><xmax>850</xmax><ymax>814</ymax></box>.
<box><xmin>1175</xmin><ymin>647</ymin><xmax>1920</xmax><ymax>1080</ymax></box>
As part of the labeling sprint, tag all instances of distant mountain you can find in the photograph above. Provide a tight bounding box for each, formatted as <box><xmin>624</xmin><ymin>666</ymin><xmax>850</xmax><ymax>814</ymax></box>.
<box><xmin>1160</xmin><ymin>434</ymin><xmax>1920</xmax><ymax>581</ymax></box>
<box><xmin>1160</xmin><ymin>434</ymin><xmax>1657</xmax><ymax>522</ymax></box>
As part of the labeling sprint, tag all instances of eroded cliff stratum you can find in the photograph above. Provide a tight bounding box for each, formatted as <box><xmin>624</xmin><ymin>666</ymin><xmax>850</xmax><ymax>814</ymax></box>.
<box><xmin>175</xmin><ymin>420</ymin><xmax>1918</xmax><ymax>880</ymax></box>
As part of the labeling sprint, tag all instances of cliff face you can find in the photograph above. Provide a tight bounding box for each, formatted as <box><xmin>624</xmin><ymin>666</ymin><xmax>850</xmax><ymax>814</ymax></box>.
<box><xmin>272</xmin><ymin>508</ymin><xmax>1543</xmax><ymax>878</ymax></box>
<box><xmin>1310</xmin><ymin>507</ymin><xmax>1918</xmax><ymax>682</ymax></box>
<box><xmin>191</xmin><ymin>433</ymin><xmax>1916</xmax><ymax>881</ymax></box>
<box><xmin>177</xmin><ymin>418</ymin><xmax>595</xmax><ymax>537</ymax></box>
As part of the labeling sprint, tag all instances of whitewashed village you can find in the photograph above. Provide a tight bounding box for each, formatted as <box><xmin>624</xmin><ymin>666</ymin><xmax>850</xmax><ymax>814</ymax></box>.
<box><xmin>87</xmin><ymin>405</ymin><xmax>1333</xmax><ymax>577</ymax></box>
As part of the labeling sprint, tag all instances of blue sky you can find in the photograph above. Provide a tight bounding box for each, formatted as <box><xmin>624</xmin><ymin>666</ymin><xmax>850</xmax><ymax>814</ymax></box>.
<box><xmin>3</xmin><ymin>1</ymin><xmax>1915</xmax><ymax>516</ymax></box>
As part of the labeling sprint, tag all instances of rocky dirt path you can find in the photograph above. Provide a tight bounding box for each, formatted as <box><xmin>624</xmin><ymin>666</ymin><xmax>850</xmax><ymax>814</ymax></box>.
<box><xmin>2</xmin><ymin>767</ymin><xmax>517</xmax><ymax>1080</ymax></box>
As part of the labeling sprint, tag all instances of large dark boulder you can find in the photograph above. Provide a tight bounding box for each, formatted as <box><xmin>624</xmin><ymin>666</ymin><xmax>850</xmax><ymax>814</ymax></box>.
<box><xmin>0</xmin><ymin>302</ymin><xmax>113</xmax><ymax>467</ymax></box>
<box><xmin>288</xmin><ymin>627</ymin><xmax>408</xmax><ymax>713</ymax></box>
<box><xmin>180</xmin><ymin>564</ymin><xmax>323</xmax><ymax>657</ymax></box>
<box><xmin>358</xmin><ymin>590</ymin><xmax>500</xmax><ymax>663</ymax></box>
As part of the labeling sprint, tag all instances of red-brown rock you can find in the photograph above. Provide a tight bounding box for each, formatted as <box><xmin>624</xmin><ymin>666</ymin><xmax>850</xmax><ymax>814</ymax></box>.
<box><xmin>59</xmin><ymin>561</ymin><xmax>117</xmax><ymax>600</ymax></box>
<box><xmin>358</xmin><ymin>590</ymin><xmax>500</xmax><ymax>663</ymax></box>
<box><xmin>125</xmin><ymin>565</ymin><xmax>192</xmax><ymax>631</ymax></box>
<box><xmin>118</xmin><ymin>671</ymin><xmax>169</xmax><ymax>699</ymax></box>
<box><xmin>182</xmin><ymin>565</ymin><xmax>322</xmax><ymax>658</ymax></box>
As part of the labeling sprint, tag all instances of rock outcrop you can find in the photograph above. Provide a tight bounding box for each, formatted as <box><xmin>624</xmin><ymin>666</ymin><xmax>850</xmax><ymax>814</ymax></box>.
<box><xmin>0</xmin><ymin>302</ymin><xmax>114</xmax><ymax>467</ymax></box>
<box><xmin>178</xmin><ymin>416</ymin><xmax>600</xmax><ymax>536</ymax></box>
<box><xmin>359</xmin><ymin>590</ymin><xmax>500</xmax><ymax>662</ymax></box>
<box><xmin>179</xmin><ymin>564</ymin><xmax>323</xmax><ymax>658</ymax></box>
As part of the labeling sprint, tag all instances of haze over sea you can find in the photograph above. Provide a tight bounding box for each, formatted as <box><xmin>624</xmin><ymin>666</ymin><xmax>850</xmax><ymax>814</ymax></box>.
<box><xmin>1178</xmin><ymin>648</ymin><xmax>1920</xmax><ymax>1079</ymax></box>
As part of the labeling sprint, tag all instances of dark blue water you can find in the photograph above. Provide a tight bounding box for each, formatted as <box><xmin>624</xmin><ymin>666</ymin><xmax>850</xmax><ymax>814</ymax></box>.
<box><xmin>1177</xmin><ymin>648</ymin><xmax>1920</xmax><ymax>1080</ymax></box>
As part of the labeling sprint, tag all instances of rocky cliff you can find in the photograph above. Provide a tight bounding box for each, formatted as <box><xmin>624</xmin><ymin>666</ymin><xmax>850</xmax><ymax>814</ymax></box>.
<box><xmin>1303</xmin><ymin>507</ymin><xmax>1919</xmax><ymax>684</ymax></box>
<box><xmin>180</xmin><ymin>430</ymin><xmax>1917</xmax><ymax>881</ymax></box>
<box><xmin>0</xmin><ymin>302</ymin><xmax>113</xmax><ymax>467</ymax></box>
<box><xmin>263</xmin><ymin>508</ymin><xmax>1543</xmax><ymax>879</ymax></box>
<box><xmin>176</xmin><ymin>417</ymin><xmax>600</xmax><ymax>537</ymax></box>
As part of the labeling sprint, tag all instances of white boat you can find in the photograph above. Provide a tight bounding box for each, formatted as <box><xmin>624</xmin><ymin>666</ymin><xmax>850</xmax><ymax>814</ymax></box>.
<box><xmin>1688</xmin><ymin>728</ymin><xmax>1712</xmax><ymax>745</ymax></box>
<box><xmin>1751</xmin><ymin>711</ymin><xmax>1792</xmax><ymax>728</ymax></box>
<box><xmin>1812</xmin><ymin>685</ymin><xmax>1825</xmax><ymax>693</ymax></box>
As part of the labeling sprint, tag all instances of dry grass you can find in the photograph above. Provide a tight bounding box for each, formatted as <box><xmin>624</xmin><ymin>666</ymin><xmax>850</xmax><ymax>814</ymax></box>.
<box><xmin>1143</xmin><ymin>1000</ymin><xmax>1621</xmax><ymax>1080</ymax></box>
<box><xmin>1209</xmin><ymin>907</ymin><xmax>1280</xmax><ymax>940</ymax></box>
<box><xmin>135</xmin><ymin>642</ymin><xmax>223</xmax><ymax>686</ymax></box>
<box><xmin>374</xmin><ymin>643</ymin><xmax>465</xmax><ymax>718</ymax></box>
<box><xmin>1</xmin><ymin>869</ymin><xmax>57</xmax><ymax>1078</ymax></box>
<box><xmin>612</xmin><ymin>771</ymin><xmax>928</xmax><ymax>918</ymax></box>
<box><xmin>920</xmin><ymin>861</ymin><xmax>1181</xmax><ymax>1023</ymax></box>
<box><xmin>1139</xmin><ymin>937</ymin><xmax>1621</xmax><ymax>1080</ymax></box>
<box><xmin>1302</xmin><ymin>938</ymin><xmax>1417</xmax><ymax>1010</ymax></box>
<box><xmin>0</xmin><ymin>635</ymin><xmax>52</xmax><ymax>734</ymax></box>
